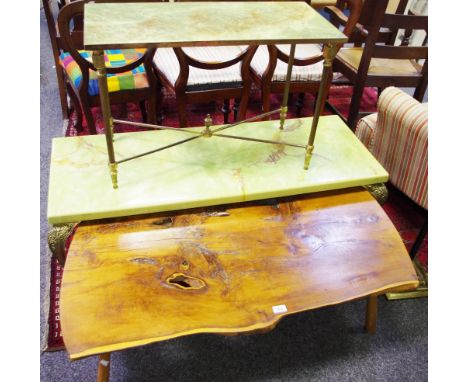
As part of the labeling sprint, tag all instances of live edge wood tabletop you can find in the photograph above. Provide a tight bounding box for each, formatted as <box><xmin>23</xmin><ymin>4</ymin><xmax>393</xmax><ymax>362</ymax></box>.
<box><xmin>61</xmin><ymin>187</ymin><xmax>418</xmax><ymax>377</ymax></box>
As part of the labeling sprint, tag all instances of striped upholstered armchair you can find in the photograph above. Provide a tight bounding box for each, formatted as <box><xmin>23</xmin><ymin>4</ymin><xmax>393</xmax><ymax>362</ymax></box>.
<box><xmin>355</xmin><ymin>87</ymin><xmax>428</xmax><ymax>210</ymax></box>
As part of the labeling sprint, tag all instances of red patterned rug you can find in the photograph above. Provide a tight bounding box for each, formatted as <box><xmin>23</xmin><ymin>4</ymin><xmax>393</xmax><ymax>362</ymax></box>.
<box><xmin>45</xmin><ymin>86</ymin><xmax>428</xmax><ymax>351</ymax></box>
<box><xmin>64</xmin><ymin>86</ymin><xmax>379</xmax><ymax>136</ymax></box>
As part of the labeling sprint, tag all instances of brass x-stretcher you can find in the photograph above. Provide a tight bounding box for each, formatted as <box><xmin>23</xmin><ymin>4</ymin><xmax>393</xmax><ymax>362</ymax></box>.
<box><xmin>92</xmin><ymin>43</ymin><xmax>340</xmax><ymax>189</ymax></box>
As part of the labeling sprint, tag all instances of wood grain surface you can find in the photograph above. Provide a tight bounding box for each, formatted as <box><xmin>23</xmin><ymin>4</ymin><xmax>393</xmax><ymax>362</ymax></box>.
<box><xmin>61</xmin><ymin>188</ymin><xmax>418</xmax><ymax>359</ymax></box>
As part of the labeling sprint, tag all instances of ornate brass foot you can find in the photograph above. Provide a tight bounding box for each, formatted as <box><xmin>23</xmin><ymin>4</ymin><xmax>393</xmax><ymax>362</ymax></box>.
<box><xmin>364</xmin><ymin>183</ymin><xmax>388</xmax><ymax>205</ymax></box>
<box><xmin>386</xmin><ymin>258</ymin><xmax>428</xmax><ymax>300</ymax></box>
<box><xmin>303</xmin><ymin>144</ymin><xmax>314</xmax><ymax>170</ymax></box>
<box><xmin>203</xmin><ymin>114</ymin><xmax>213</xmax><ymax>137</ymax></box>
<box><xmin>48</xmin><ymin>223</ymin><xmax>78</xmax><ymax>266</ymax></box>
<box><xmin>108</xmin><ymin>162</ymin><xmax>118</xmax><ymax>189</ymax></box>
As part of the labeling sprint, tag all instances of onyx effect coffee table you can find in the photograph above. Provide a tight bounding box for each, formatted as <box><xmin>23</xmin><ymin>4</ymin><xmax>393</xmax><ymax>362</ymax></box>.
<box><xmin>47</xmin><ymin>116</ymin><xmax>389</xmax><ymax>224</ymax></box>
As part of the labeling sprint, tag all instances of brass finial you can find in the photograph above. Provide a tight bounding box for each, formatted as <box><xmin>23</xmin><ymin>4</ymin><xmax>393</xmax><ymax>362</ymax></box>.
<box><xmin>108</xmin><ymin>162</ymin><xmax>118</xmax><ymax>189</ymax></box>
<box><xmin>304</xmin><ymin>145</ymin><xmax>314</xmax><ymax>170</ymax></box>
<box><xmin>203</xmin><ymin>114</ymin><xmax>213</xmax><ymax>137</ymax></box>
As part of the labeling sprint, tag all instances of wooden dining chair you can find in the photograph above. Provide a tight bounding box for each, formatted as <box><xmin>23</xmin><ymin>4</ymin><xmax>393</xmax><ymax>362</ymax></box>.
<box><xmin>249</xmin><ymin>0</ymin><xmax>363</xmax><ymax>117</ymax></box>
<box><xmin>155</xmin><ymin>45</ymin><xmax>258</xmax><ymax>128</ymax></box>
<box><xmin>56</xmin><ymin>0</ymin><xmax>160</xmax><ymax>134</ymax></box>
<box><xmin>43</xmin><ymin>0</ymin><xmax>70</xmax><ymax>119</ymax></box>
<box><xmin>332</xmin><ymin>0</ymin><xmax>428</xmax><ymax>129</ymax></box>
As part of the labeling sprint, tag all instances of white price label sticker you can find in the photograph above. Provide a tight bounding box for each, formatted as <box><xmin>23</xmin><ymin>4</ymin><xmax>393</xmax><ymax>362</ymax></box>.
<box><xmin>272</xmin><ymin>304</ymin><xmax>288</xmax><ymax>314</ymax></box>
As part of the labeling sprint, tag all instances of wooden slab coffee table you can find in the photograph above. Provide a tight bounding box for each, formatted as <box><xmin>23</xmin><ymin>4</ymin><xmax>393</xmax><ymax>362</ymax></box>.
<box><xmin>60</xmin><ymin>187</ymin><xmax>418</xmax><ymax>381</ymax></box>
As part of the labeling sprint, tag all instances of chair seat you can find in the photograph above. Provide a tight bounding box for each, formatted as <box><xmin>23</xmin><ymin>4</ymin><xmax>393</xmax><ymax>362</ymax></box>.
<box><xmin>250</xmin><ymin>44</ymin><xmax>329</xmax><ymax>82</ymax></box>
<box><xmin>337</xmin><ymin>47</ymin><xmax>423</xmax><ymax>76</ymax></box>
<box><xmin>155</xmin><ymin>46</ymin><xmax>247</xmax><ymax>91</ymax></box>
<box><xmin>59</xmin><ymin>49</ymin><xmax>149</xmax><ymax>96</ymax></box>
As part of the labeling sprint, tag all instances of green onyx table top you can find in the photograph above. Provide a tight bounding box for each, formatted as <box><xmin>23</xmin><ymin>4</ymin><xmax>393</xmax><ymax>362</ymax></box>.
<box><xmin>84</xmin><ymin>2</ymin><xmax>347</xmax><ymax>50</ymax></box>
<box><xmin>47</xmin><ymin>116</ymin><xmax>388</xmax><ymax>224</ymax></box>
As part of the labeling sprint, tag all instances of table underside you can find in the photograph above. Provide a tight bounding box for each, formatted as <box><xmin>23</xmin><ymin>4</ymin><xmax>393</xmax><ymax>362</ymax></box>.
<box><xmin>84</xmin><ymin>2</ymin><xmax>347</xmax><ymax>49</ymax></box>
<box><xmin>61</xmin><ymin>188</ymin><xmax>418</xmax><ymax>359</ymax></box>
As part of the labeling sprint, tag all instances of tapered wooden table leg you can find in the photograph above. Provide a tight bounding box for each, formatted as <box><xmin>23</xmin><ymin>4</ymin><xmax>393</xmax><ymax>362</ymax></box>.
<box><xmin>97</xmin><ymin>353</ymin><xmax>111</xmax><ymax>382</ymax></box>
<box><xmin>365</xmin><ymin>294</ymin><xmax>378</xmax><ymax>334</ymax></box>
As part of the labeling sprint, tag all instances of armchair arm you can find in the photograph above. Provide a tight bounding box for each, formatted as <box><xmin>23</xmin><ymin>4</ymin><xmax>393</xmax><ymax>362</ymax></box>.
<box><xmin>369</xmin><ymin>87</ymin><xmax>428</xmax><ymax>209</ymax></box>
<box><xmin>355</xmin><ymin>112</ymin><xmax>377</xmax><ymax>150</ymax></box>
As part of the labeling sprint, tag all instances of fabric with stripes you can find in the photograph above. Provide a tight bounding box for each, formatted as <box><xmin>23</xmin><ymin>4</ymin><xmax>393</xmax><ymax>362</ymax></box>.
<box><xmin>356</xmin><ymin>87</ymin><xmax>428</xmax><ymax>209</ymax></box>
<box><xmin>250</xmin><ymin>44</ymin><xmax>338</xmax><ymax>82</ymax></box>
<box><xmin>154</xmin><ymin>46</ymin><xmax>246</xmax><ymax>91</ymax></box>
<box><xmin>356</xmin><ymin>113</ymin><xmax>377</xmax><ymax>149</ymax></box>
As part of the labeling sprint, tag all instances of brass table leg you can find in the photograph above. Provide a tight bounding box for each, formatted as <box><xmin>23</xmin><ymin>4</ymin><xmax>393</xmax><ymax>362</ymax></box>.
<box><xmin>304</xmin><ymin>42</ymin><xmax>340</xmax><ymax>169</ymax></box>
<box><xmin>97</xmin><ymin>353</ymin><xmax>111</xmax><ymax>382</ymax></box>
<box><xmin>279</xmin><ymin>43</ymin><xmax>296</xmax><ymax>130</ymax></box>
<box><xmin>365</xmin><ymin>294</ymin><xmax>378</xmax><ymax>334</ymax></box>
<box><xmin>92</xmin><ymin>50</ymin><xmax>118</xmax><ymax>189</ymax></box>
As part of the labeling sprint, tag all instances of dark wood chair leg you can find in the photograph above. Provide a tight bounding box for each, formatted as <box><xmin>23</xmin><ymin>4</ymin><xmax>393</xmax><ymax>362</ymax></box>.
<box><xmin>365</xmin><ymin>294</ymin><xmax>378</xmax><ymax>334</ymax></box>
<box><xmin>222</xmin><ymin>99</ymin><xmax>231</xmax><ymax>124</ymax></box>
<box><xmin>97</xmin><ymin>353</ymin><xmax>111</xmax><ymax>382</ymax></box>
<box><xmin>296</xmin><ymin>92</ymin><xmax>305</xmax><ymax>117</ymax></box>
<box><xmin>82</xmin><ymin>100</ymin><xmax>97</xmax><ymax>135</ymax></box>
<box><xmin>57</xmin><ymin>69</ymin><xmax>70</xmax><ymax>119</ymax></box>
<box><xmin>67</xmin><ymin>83</ymin><xmax>83</xmax><ymax>132</ymax></box>
<box><xmin>413</xmin><ymin>80</ymin><xmax>428</xmax><ymax>103</ymax></box>
<box><xmin>261</xmin><ymin>85</ymin><xmax>271</xmax><ymax>119</ymax></box>
<box><xmin>233</xmin><ymin>98</ymin><xmax>240</xmax><ymax>121</ymax></box>
<box><xmin>347</xmin><ymin>82</ymin><xmax>366</xmax><ymax>130</ymax></box>
<box><xmin>410</xmin><ymin>214</ymin><xmax>428</xmax><ymax>260</ymax></box>
<box><xmin>175</xmin><ymin>94</ymin><xmax>188</xmax><ymax>128</ymax></box>
<box><xmin>74</xmin><ymin>104</ymin><xmax>83</xmax><ymax>133</ymax></box>
<box><xmin>147</xmin><ymin>96</ymin><xmax>157</xmax><ymax>125</ymax></box>
<box><xmin>139</xmin><ymin>100</ymin><xmax>148</xmax><ymax>123</ymax></box>
<box><xmin>237</xmin><ymin>85</ymin><xmax>251</xmax><ymax>121</ymax></box>
<box><xmin>156</xmin><ymin>84</ymin><xmax>164</xmax><ymax>125</ymax></box>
